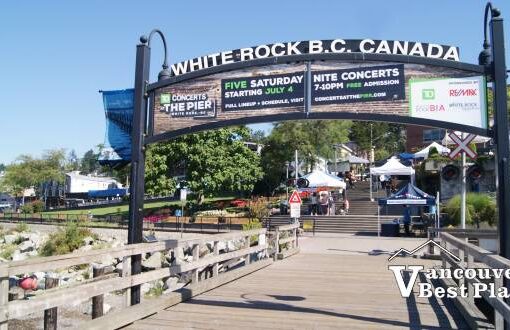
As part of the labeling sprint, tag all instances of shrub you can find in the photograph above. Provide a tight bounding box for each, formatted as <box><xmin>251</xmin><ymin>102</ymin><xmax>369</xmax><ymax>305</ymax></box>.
<box><xmin>145</xmin><ymin>281</ymin><xmax>165</xmax><ymax>297</ymax></box>
<box><xmin>15</xmin><ymin>222</ymin><xmax>29</xmax><ymax>233</ymax></box>
<box><xmin>20</xmin><ymin>204</ymin><xmax>33</xmax><ymax>214</ymax></box>
<box><xmin>428</xmin><ymin>146</ymin><xmax>439</xmax><ymax>158</ymax></box>
<box><xmin>0</xmin><ymin>244</ymin><xmax>17</xmax><ymax>260</ymax></box>
<box><xmin>243</xmin><ymin>220</ymin><xmax>262</xmax><ymax>244</ymax></box>
<box><xmin>247</xmin><ymin>198</ymin><xmax>270</xmax><ymax>221</ymax></box>
<box><xmin>445</xmin><ymin>193</ymin><xmax>496</xmax><ymax>227</ymax></box>
<box><xmin>39</xmin><ymin>222</ymin><xmax>97</xmax><ymax>256</ymax></box>
<box><xmin>32</xmin><ymin>200</ymin><xmax>45</xmax><ymax>213</ymax></box>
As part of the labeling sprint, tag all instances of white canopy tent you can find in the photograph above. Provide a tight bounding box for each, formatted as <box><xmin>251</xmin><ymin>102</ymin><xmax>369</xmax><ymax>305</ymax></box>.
<box><xmin>302</xmin><ymin>170</ymin><xmax>346</xmax><ymax>189</ymax></box>
<box><xmin>369</xmin><ymin>157</ymin><xmax>415</xmax><ymax>201</ymax></box>
<box><xmin>413</xmin><ymin>142</ymin><xmax>451</xmax><ymax>159</ymax></box>
<box><xmin>348</xmin><ymin>155</ymin><xmax>370</xmax><ymax>164</ymax></box>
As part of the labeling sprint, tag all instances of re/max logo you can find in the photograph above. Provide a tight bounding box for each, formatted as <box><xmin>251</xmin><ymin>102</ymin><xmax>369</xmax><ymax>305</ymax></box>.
<box><xmin>449</xmin><ymin>89</ymin><xmax>477</xmax><ymax>97</ymax></box>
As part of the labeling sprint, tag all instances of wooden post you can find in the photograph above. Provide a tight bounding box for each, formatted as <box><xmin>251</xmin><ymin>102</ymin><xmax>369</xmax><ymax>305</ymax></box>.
<box><xmin>44</xmin><ymin>277</ymin><xmax>59</xmax><ymax>330</ymax></box>
<box><xmin>467</xmin><ymin>252</ymin><xmax>474</xmax><ymax>304</ymax></box>
<box><xmin>213</xmin><ymin>241</ymin><xmax>219</xmax><ymax>277</ymax></box>
<box><xmin>0</xmin><ymin>266</ymin><xmax>9</xmax><ymax>330</ymax></box>
<box><xmin>293</xmin><ymin>228</ymin><xmax>298</xmax><ymax>248</ymax></box>
<box><xmin>244</xmin><ymin>235</ymin><xmax>251</xmax><ymax>265</ymax></box>
<box><xmin>122</xmin><ymin>256</ymin><xmax>131</xmax><ymax>308</ymax></box>
<box><xmin>92</xmin><ymin>266</ymin><xmax>105</xmax><ymax>319</ymax></box>
<box><xmin>275</xmin><ymin>228</ymin><xmax>280</xmax><ymax>260</ymax></box>
<box><xmin>192</xmin><ymin>244</ymin><xmax>199</xmax><ymax>283</ymax></box>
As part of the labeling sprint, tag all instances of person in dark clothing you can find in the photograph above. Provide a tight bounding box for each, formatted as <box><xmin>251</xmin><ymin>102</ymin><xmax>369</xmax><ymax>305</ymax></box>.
<box><xmin>402</xmin><ymin>205</ymin><xmax>411</xmax><ymax>236</ymax></box>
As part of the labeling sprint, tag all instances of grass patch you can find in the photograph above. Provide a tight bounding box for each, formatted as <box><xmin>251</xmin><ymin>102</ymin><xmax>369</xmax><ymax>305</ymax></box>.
<box><xmin>0</xmin><ymin>244</ymin><xmax>17</xmax><ymax>260</ymax></box>
<box><xmin>41</xmin><ymin>196</ymin><xmax>235</xmax><ymax>217</ymax></box>
<box><xmin>39</xmin><ymin>222</ymin><xmax>98</xmax><ymax>256</ymax></box>
<box><xmin>15</xmin><ymin>222</ymin><xmax>29</xmax><ymax>233</ymax></box>
<box><xmin>145</xmin><ymin>281</ymin><xmax>165</xmax><ymax>298</ymax></box>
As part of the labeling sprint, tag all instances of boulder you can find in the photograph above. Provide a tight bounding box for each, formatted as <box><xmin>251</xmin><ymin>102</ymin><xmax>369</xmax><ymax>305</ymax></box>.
<box><xmin>78</xmin><ymin>245</ymin><xmax>93</xmax><ymax>252</ymax></box>
<box><xmin>163</xmin><ymin>276</ymin><xmax>179</xmax><ymax>290</ymax></box>
<box><xmin>199</xmin><ymin>245</ymin><xmax>211</xmax><ymax>258</ymax></box>
<box><xmin>82</xmin><ymin>236</ymin><xmax>95</xmax><ymax>245</ymax></box>
<box><xmin>4</xmin><ymin>235</ymin><xmax>17</xmax><ymax>245</ymax></box>
<box><xmin>11</xmin><ymin>250</ymin><xmax>27</xmax><ymax>261</ymax></box>
<box><xmin>142</xmin><ymin>252</ymin><xmax>162</xmax><ymax>270</ymax></box>
<box><xmin>18</xmin><ymin>240</ymin><xmax>35</xmax><ymax>253</ymax></box>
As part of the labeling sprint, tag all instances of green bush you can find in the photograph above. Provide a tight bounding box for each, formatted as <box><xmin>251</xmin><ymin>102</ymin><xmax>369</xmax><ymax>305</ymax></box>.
<box><xmin>15</xmin><ymin>222</ymin><xmax>29</xmax><ymax>233</ymax></box>
<box><xmin>445</xmin><ymin>193</ymin><xmax>496</xmax><ymax>227</ymax></box>
<box><xmin>20</xmin><ymin>203</ymin><xmax>33</xmax><ymax>214</ymax></box>
<box><xmin>32</xmin><ymin>200</ymin><xmax>45</xmax><ymax>213</ymax></box>
<box><xmin>0</xmin><ymin>244</ymin><xmax>17</xmax><ymax>260</ymax></box>
<box><xmin>39</xmin><ymin>222</ymin><xmax>98</xmax><ymax>256</ymax></box>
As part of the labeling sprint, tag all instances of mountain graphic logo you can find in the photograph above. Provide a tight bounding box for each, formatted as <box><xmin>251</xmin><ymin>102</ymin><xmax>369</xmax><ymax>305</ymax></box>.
<box><xmin>388</xmin><ymin>239</ymin><xmax>460</xmax><ymax>262</ymax></box>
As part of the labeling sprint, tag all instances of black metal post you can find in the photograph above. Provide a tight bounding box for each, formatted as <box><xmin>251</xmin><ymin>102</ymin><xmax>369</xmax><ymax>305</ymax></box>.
<box><xmin>490</xmin><ymin>15</ymin><xmax>510</xmax><ymax>260</ymax></box>
<box><xmin>128</xmin><ymin>38</ymin><xmax>150</xmax><ymax>306</ymax></box>
<box><xmin>490</xmin><ymin>13</ymin><xmax>510</xmax><ymax>329</ymax></box>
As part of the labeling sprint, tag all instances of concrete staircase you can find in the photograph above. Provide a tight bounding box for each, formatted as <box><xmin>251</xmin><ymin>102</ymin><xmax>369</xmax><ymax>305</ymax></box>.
<box><xmin>270</xmin><ymin>181</ymin><xmax>403</xmax><ymax>234</ymax></box>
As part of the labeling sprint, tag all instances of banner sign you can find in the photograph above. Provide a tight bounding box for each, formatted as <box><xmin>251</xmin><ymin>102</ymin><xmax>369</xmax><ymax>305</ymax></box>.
<box><xmin>99</xmin><ymin>89</ymin><xmax>134</xmax><ymax>166</ymax></box>
<box><xmin>169</xmin><ymin>39</ymin><xmax>460</xmax><ymax>77</ymax></box>
<box><xmin>409</xmin><ymin>76</ymin><xmax>487</xmax><ymax>129</ymax></box>
<box><xmin>221</xmin><ymin>72</ymin><xmax>305</xmax><ymax>111</ymax></box>
<box><xmin>152</xmin><ymin>61</ymin><xmax>485</xmax><ymax>136</ymax></box>
<box><xmin>312</xmin><ymin>64</ymin><xmax>405</xmax><ymax>105</ymax></box>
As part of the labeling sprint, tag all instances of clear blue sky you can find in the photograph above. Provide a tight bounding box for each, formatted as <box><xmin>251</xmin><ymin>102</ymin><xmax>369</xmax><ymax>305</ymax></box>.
<box><xmin>1</xmin><ymin>1</ymin><xmax>509</xmax><ymax>164</ymax></box>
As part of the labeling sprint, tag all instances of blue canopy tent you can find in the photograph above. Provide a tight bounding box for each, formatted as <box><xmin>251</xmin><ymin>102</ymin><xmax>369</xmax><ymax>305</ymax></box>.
<box><xmin>378</xmin><ymin>183</ymin><xmax>436</xmax><ymax>206</ymax></box>
<box><xmin>376</xmin><ymin>183</ymin><xmax>436</xmax><ymax>237</ymax></box>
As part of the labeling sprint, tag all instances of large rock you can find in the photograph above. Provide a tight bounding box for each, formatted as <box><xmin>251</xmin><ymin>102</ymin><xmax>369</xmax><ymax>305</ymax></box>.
<box><xmin>11</xmin><ymin>250</ymin><xmax>27</xmax><ymax>261</ymax></box>
<box><xmin>142</xmin><ymin>252</ymin><xmax>162</xmax><ymax>270</ymax></box>
<box><xmin>82</xmin><ymin>236</ymin><xmax>95</xmax><ymax>245</ymax></box>
<box><xmin>163</xmin><ymin>276</ymin><xmax>179</xmax><ymax>290</ymax></box>
<box><xmin>4</xmin><ymin>235</ymin><xmax>17</xmax><ymax>245</ymax></box>
<box><xmin>18</xmin><ymin>240</ymin><xmax>35</xmax><ymax>253</ymax></box>
<box><xmin>199</xmin><ymin>245</ymin><xmax>211</xmax><ymax>258</ymax></box>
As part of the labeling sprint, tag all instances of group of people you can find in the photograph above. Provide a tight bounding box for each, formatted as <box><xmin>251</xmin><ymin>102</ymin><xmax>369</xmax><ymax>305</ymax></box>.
<box><xmin>309</xmin><ymin>190</ymin><xmax>349</xmax><ymax>216</ymax></box>
<box><xmin>379</xmin><ymin>174</ymin><xmax>398</xmax><ymax>197</ymax></box>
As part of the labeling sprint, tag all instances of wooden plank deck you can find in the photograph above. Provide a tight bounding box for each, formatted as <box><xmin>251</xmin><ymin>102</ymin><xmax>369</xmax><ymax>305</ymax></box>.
<box><xmin>127</xmin><ymin>253</ymin><xmax>467</xmax><ymax>329</ymax></box>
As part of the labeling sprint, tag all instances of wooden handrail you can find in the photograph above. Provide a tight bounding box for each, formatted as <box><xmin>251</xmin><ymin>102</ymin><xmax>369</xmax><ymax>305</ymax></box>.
<box><xmin>439</xmin><ymin>232</ymin><xmax>510</xmax><ymax>328</ymax></box>
<box><xmin>0</xmin><ymin>228</ymin><xmax>268</xmax><ymax>328</ymax></box>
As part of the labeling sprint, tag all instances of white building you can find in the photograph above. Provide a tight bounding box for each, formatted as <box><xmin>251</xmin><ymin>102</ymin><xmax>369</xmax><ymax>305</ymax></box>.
<box><xmin>65</xmin><ymin>171</ymin><xmax>123</xmax><ymax>194</ymax></box>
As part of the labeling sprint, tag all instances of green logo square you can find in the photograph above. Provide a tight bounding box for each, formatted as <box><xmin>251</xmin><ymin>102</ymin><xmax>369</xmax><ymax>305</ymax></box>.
<box><xmin>422</xmin><ymin>89</ymin><xmax>435</xmax><ymax>100</ymax></box>
<box><xmin>160</xmin><ymin>93</ymin><xmax>171</xmax><ymax>104</ymax></box>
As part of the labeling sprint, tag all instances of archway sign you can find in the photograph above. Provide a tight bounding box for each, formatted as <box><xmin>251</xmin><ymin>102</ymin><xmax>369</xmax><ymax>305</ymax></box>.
<box><xmin>126</xmin><ymin>4</ymin><xmax>509</xmax><ymax>305</ymax></box>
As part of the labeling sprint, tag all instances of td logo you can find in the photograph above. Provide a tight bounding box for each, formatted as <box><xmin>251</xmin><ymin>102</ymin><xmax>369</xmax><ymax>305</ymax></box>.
<box><xmin>421</xmin><ymin>89</ymin><xmax>435</xmax><ymax>100</ymax></box>
<box><xmin>160</xmin><ymin>93</ymin><xmax>172</xmax><ymax>104</ymax></box>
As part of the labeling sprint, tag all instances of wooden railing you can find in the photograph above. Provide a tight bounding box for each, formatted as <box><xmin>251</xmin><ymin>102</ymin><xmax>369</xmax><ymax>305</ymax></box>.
<box><xmin>437</xmin><ymin>231</ymin><xmax>510</xmax><ymax>329</ymax></box>
<box><xmin>273</xmin><ymin>223</ymin><xmax>300</xmax><ymax>260</ymax></box>
<box><xmin>0</xmin><ymin>228</ymin><xmax>269</xmax><ymax>330</ymax></box>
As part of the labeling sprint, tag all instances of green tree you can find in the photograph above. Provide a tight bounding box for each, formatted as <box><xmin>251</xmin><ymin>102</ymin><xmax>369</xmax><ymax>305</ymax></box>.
<box><xmin>145</xmin><ymin>127</ymin><xmax>263</xmax><ymax>204</ymax></box>
<box><xmin>67</xmin><ymin>149</ymin><xmax>80</xmax><ymax>172</ymax></box>
<box><xmin>0</xmin><ymin>163</ymin><xmax>5</xmax><ymax>172</ymax></box>
<box><xmin>349</xmin><ymin>122</ymin><xmax>405</xmax><ymax>159</ymax></box>
<box><xmin>80</xmin><ymin>149</ymin><xmax>98</xmax><ymax>174</ymax></box>
<box><xmin>256</xmin><ymin>120</ymin><xmax>351</xmax><ymax>195</ymax></box>
<box><xmin>1</xmin><ymin>149</ymin><xmax>67</xmax><ymax>201</ymax></box>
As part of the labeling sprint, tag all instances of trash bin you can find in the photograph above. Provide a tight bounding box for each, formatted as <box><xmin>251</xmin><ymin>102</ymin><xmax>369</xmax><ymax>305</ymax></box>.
<box><xmin>380</xmin><ymin>222</ymin><xmax>399</xmax><ymax>237</ymax></box>
<box><xmin>280</xmin><ymin>201</ymin><xmax>289</xmax><ymax>215</ymax></box>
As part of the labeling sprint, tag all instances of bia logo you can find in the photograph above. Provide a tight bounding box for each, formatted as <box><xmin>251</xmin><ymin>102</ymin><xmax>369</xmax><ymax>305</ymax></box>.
<box><xmin>421</xmin><ymin>89</ymin><xmax>435</xmax><ymax>100</ymax></box>
<box><xmin>449</xmin><ymin>89</ymin><xmax>477</xmax><ymax>97</ymax></box>
<box><xmin>160</xmin><ymin>93</ymin><xmax>172</xmax><ymax>104</ymax></box>
<box><xmin>415</xmin><ymin>104</ymin><xmax>445</xmax><ymax>112</ymax></box>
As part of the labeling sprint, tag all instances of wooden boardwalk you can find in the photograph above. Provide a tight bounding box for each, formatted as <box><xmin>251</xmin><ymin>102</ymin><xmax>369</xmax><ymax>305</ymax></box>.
<box><xmin>127</xmin><ymin>253</ymin><xmax>467</xmax><ymax>329</ymax></box>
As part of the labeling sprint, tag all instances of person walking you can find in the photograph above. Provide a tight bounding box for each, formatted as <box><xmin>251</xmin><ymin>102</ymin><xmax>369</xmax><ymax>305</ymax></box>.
<box><xmin>310</xmin><ymin>192</ymin><xmax>318</xmax><ymax>215</ymax></box>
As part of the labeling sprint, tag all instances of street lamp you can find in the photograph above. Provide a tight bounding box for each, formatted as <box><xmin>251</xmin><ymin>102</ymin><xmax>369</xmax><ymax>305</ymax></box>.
<box><xmin>284</xmin><ymin>161</ymin><xmax>290</xmax><ymax>199</ymax></box>
<box><xmin>331</xmin><ymin>143</ymin><xmax>342</xmax><ymax>175</ymax></box>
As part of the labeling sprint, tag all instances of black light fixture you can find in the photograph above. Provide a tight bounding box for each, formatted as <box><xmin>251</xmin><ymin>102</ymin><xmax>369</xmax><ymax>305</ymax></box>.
<box><xmin>479</xmin><ymin>2</ymin><xmax>501</xmax><ymax>67</ymax></box>
<box><xmin>140</xmin><ymin>29</ymin><xmax>171</xmax><ymax>81</ymax></box>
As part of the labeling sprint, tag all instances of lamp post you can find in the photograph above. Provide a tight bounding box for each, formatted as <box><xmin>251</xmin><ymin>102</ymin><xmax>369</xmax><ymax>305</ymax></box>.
<box><xmin>128</xmin><ymin>29</ymin><xmax>170</xmax><ymax>306</ymax></box>
<box><xmin>285</xmin><ymin>161</ymin><xmax>290</xmax><ymax>199</ymax></box>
